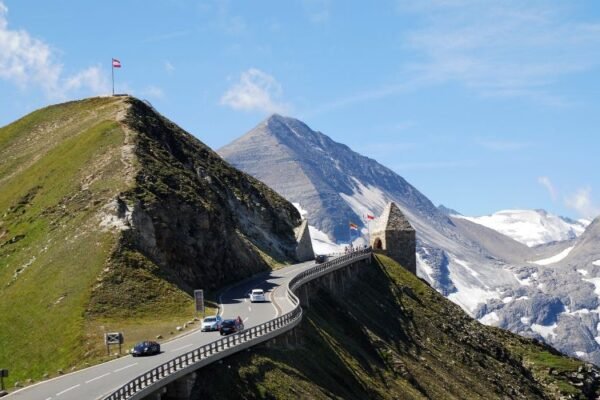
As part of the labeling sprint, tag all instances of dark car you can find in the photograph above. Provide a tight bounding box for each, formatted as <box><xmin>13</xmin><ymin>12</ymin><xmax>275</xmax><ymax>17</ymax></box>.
<box><xmin>219</xmin><ymin>319</ymin><xmax>244</xmax><ymax>335</ymax></box>
<box><xmin>131</xmin><ymin>341</ymin><xmax>161</xmax><ymax>357</ymax></box>
<box><xmin>315</xmin><ymin>254</ymin><xmax>327</xmax><ymax>264</ymax></box>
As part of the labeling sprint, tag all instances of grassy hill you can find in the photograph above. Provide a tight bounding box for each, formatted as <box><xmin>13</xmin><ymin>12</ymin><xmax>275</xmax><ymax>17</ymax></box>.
<box><xmin>0</xmin><ymin>97</ymin><xmax>301</xmax><ymax>388</ymax></box>
<box><xmin>192</xmin><ymin>254</ymin><xmax>600</xmax><ymax>399</ymax></box>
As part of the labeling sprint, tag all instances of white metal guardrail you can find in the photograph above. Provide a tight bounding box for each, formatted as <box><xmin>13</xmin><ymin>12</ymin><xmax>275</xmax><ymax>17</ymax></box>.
<box><xmin>102</xmin><ymin>248</ymin><xmax>372</xmax><ymax>400</ymax></box>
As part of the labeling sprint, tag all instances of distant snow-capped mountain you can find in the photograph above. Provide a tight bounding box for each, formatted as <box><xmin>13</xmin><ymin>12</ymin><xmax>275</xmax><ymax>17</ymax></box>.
<box><xmin>455</xmin><ymin>209</ymin><xmax>589</xmax><ymax>247</ymax></box>
<box><xmin>219</xmin><ymin>114</ymin><xmax>600</xmax><ymax>365</ymax></box>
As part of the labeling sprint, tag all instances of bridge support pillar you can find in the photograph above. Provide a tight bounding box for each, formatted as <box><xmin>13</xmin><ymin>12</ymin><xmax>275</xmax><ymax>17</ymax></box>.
<box><xmin>146</xmin><ymin>387</ymin><xmax>167</xmax><ymax>400</ymax></box>
<box><xmin>164</xmin><ymin>372</ymin><xmax>197</xmax><ymax>400</ymax></box>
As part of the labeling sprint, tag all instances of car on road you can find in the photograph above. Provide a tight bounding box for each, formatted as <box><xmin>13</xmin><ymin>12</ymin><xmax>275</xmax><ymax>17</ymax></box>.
<box><xmin>131</xmin><ymin>341</ymin><xmax>161</xmax><ymax>357</ymax></box>
<box><xmin>220</xmin><ymin>318</ymin><xmax>244</xmax><ymax>335</ymax></box>
<box><xmin>249</xmin><ymin>288</ymin><xmax>266</xmax><ymax>302</ymax></box>
<box><xmin>201</xmin><ymin>315</ymin><xmax>223</xmax><ymax>332</ymax></box>
<box><xmin>315</xmin><ymin>254</ymin><xmax>327</xmax><ymax>263</ymax></box>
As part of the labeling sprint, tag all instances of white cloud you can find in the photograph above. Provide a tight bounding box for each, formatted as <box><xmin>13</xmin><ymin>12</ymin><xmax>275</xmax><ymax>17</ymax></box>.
<box><xmin>64</xmin><ymin>66</ymin><xmax>110</xmax><ymax>94</ymax></box>
<box><xmin>164</xmin><ymin>60</ymin><xmax>175</xmax><ymax>73</ymax></box>
<box><xmin>0</xmin><ymin>2</ymin><xmax>109</xmax><ymax>98</ymax></box>
<box><xmin>565</xmin><ymin>187</ymin><xmax>600</xmax><ymax>220</ymax></box>
<box><xmin>220</xmin><ymin>68</ymin><xmax>288</xmax><ymax>114</ymax></box>
<box><xmin>538</xmin><ymin>176</ymin><xmax>557</xmax><ymax>201</ymax></box>
<box><xmin>398</xmin><ymin>1</ymin><xmax>600</xmax><ymax>103</ymax></box>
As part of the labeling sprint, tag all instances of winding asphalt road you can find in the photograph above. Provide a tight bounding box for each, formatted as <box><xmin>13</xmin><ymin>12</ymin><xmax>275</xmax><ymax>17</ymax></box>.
<box><xmin>6</xmin><ymin>260</ymin><xmax>317</xmax><ymax>400</ymax></box>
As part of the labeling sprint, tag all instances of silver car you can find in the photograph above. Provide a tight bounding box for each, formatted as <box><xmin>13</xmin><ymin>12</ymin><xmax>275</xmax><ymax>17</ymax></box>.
<box><xmin>249</xmin><ymin>289</ymin><xmax>266</xmax><ymax>302</ymax></box>
<box><xmin>201</xmin><ymin>315</ymin><xmax>223</xmax><ymax>332</ymax></box>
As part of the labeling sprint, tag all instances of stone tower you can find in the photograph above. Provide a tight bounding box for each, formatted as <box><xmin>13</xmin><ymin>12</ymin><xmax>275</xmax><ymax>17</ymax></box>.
<box><xmin>295</xmin><ymin>218</ymin><xmax>315</xmax><ymax>262</ymax></box>
<box><xmin>369</xmin><ymin>202</ymin><xmax>416</xmax><ymax>274</ymax></box>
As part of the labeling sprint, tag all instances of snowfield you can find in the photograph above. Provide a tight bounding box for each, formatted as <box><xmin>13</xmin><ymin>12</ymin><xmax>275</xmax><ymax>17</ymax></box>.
<box><xmin>456</xmin><ymin>209</ymin><xmax>588</xmax><ymax>247</ymax></box>
<box><xmin>530</xmin><ymin>246</ymin><xmax>574</xmax><ymax>265</ymax></box>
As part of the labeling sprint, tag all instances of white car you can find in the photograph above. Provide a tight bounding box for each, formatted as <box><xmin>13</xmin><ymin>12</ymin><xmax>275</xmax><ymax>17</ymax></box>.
<box><xmin>201</xmin><ymin>315</ymin><xmax>223</xmax><ymax>332</ymax></box>
<box><xmin>249</xmin><ymin>288</ymin><xmax>266</xmax><ymax>303</ymax></box>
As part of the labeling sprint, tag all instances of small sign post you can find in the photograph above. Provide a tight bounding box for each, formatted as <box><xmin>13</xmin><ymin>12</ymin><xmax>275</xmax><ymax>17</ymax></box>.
<box><xmin>104</xmin><ymin>332</ymin><xmax>124</xmax><ymax>356</ymax></box>
<box><xmin>0</xmin><ymin>369</ymin><xmax>8</xmax><ymax>391</ymax></box>
<box><xmin>194</xmin><ymin>289</ymin><xmax>204</xmax><ymax>318</ymax></box>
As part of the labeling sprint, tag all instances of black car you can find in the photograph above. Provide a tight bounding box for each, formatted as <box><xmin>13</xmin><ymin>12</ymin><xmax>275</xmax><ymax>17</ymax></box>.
<box><xmin>219</xmin><ymin>319</ymin><xmax>244</xmax><ymax>335</ymax></box>
<box><xmin>315</xmin><ymin>254</ymin><xmax>327</xmax><ymax>264</ymax></box>
<box><xmin>131</xmin><ymin>341</ymin><xmax>161</xmax><ymax>357</ymax></box>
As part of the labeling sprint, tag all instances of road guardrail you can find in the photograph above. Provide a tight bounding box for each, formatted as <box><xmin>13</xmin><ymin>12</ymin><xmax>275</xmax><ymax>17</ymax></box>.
<box><xmin>102</xmin><ymin>248</ymin><xmax>372</xmax><ymax>400</ymax></box>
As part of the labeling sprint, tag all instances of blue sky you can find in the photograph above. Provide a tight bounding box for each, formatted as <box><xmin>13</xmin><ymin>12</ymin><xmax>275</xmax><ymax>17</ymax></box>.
<box><xmin>1</xmin><ymin>0</ymin><xmax>599</xmax><ymax>220</ymax></box>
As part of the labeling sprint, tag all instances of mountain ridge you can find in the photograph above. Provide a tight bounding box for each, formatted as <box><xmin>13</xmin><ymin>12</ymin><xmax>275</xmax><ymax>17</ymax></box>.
<box><xmin>220</xmin><ymin>114</ymin><xmax>600</xmax><ymax>366</ymax></box>
<box><xmin>0</xmin><ymin>97</ymin><xmax>302</xmax><ymax>386</ymax></box>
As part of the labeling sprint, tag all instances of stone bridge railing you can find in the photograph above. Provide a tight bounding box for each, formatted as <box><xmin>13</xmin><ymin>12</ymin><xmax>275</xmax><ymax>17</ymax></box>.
<box><xmin>102</xmin><ymin>248</ymin><xmax>372</xmax><ymax>400</ymax></box>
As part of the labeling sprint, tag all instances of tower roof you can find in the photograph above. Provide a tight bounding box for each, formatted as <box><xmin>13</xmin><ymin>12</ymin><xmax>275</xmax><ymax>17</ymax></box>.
<box><xmin>378</xmin><ymin>202</ymin><xmax>414</xmax><ymax>232</ymax></box>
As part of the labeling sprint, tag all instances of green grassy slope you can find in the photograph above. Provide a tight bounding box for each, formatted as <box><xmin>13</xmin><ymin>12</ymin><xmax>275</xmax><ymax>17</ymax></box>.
<box><xmin>0</xmin><ymin>97</ymin><xmax>133</xmax><ymax>384</ymax></box>
<box><xmin>0</xmin><ymin>96</ymin><xmax>302</xmax><ymax>388</ymax></box>
<box><xmin>192</xmin><ymin>255</ymin><xmax>600</xmax><ymax>399</ymax></box>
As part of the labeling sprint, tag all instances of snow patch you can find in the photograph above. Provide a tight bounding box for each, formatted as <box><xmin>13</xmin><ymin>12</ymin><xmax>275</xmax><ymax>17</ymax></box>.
<box><xmin>454</xmin><ymin>258</ymin><xmax>480</xmax><ymax>277</ymax></box>
<box><xmin>578</xmin><ymin>269</ymin><xmax>589</xmax><ymax>276</ymax></box>
<box><xmin>309</xmin><ymin>226</ymin><xmax>343</xmax><ymax>255</ymax></box>
<box><xmin>448</xmin><ymin>285</ymin><xmax>499</xmax><ymax>314</ymax></box>
<box><xmin>584</xmin><ymin>278</ymin><xmax>600</xmax><ymax>297</ymax></box>
<box><xmin>479</xmin><ymin>312</ymin><xmax>500</xmax><ymax>326</ymax></box>
<box><xmin>456</xmin><ymin>209</ymin><xmax>588</xmax><ymax>247</ymax></box>
<box><xmin>502</xmin><ymin>296</ymin><xmax>513</xmax><ymax>304</ymax></box>
<box><xmin>594</xmin><ymin>260</ymin><xmax>600</xmax><ymax>267</ymax></box>
<box><xmin>521</xmin><ymin>317</ymin><xmax>531</xmax><ymax>324</ymax></box>
<box><xmin>339</xmin><ymin>177</ymin><xmax>389</xmax><ymax>223</ymax></box>
<box><xmin>416</xmin><ymin>253</ymin><xmax>434</xmax><ymax>283</ymax></box>
<box><xmin>531</xmin><ymin>323</ymin><xmax>558</xmax><ymax>340</ymax></box>
<box><xmin>576</xmin><ymin>351</ymin><xmax>587</xmax><ymax>358</ymax></box>
<box><xmin>530</xmin><ymin>247</ymin><xmax>574</xmax><ymax>265</ymax></box>
<box><xmin>292</xmin><ymin>203</ymin><xmax>308</xmax><ymax>219</ymax></box>
<box><xmin>516</xmin><ymin>296</ymin><xmax>529</xmax><ymax>301</ymax></box>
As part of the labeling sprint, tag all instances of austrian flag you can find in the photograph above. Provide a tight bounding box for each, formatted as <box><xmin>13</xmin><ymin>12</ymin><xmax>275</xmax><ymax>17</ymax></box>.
<box><xmin>349</xmin><ymin>222</ymin><xmax>358</xmax><ymax>231</ymax></box>
<box><xmin>366</xmin><ymin>214</ymin><xmax>375</xmax><ymax>220</ymax></box>
<box><xmin>112</xmin><ymin>58</ymin><xmax>122</xmax><ymax>68</ymax></box>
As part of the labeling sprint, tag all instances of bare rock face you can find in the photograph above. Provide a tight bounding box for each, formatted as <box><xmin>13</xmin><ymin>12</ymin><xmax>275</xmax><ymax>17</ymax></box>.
<box><xmin>219</xmin><ymin>114</ymin><xmax>600</xmax><ymax>367</ymax></box>
<box><xmin>89</xmin><ymin>99</ymin><xmax>302</xmax><ymax>315</ymax></box>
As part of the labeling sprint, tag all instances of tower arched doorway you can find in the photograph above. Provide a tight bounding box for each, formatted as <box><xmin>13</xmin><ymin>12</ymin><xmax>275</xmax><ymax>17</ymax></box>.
<box><xmin>374</xmin><ymin>238</ymin><xmax>383</xmax><ymax>250</ymax></box>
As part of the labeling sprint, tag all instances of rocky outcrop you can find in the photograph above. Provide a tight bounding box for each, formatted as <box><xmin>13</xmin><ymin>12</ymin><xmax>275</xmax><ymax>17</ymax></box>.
<box><xmin>89</xmin><ymin>98</ymin><xmax>303</xmax><ymax>316</ymax></box>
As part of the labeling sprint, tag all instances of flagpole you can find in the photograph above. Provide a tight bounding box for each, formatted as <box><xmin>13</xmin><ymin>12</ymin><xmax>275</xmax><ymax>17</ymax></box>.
<box><xmin>111</xmin><ymin>59</ymin><xmax>114</xmax><ymax>96</ymax></box>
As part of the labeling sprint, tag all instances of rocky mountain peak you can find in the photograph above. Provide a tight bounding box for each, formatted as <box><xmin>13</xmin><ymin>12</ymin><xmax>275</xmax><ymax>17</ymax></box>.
<box><xmin>220</xmin><ymin>116</ymin><xmax>446</xmax><ymax>241</ymax></box>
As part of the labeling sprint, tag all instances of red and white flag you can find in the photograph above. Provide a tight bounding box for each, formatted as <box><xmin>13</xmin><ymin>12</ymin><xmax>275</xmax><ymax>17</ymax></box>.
<box><xmin>366</xmin><ymin>214</ymin><xmax>375</xmax><ymax>220</ymax></box>
<box><xmin>112</xmin><ymin>58</ymin><xmax>122</xmax><ymax>68</ymax></box>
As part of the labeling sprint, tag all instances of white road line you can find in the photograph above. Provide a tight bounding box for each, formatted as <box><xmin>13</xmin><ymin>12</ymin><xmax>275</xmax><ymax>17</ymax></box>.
<box><xmin>243</xmin><ymin>317</ymin><xmax>249</xmax><ymax>323</ymax></box>
<box><xmin>85</xmin><ymin>372</ymin><xmax>110</xmax><ymax>384</ymax></box>
<box><xmin>248</xmin><ymin>306</ymin><xmax>252</xmax><ymax>312</ymax></box>
<box><xmin>45</xmin><ymin>397</ymin><xmax>52</xmax><ymax>400</ymax></box>
<box><xmin>218</xmin><ymin>291</ymin><xmax>225</xmax><ymax>316</ymax></box>
<box><xmin>172</xmin><ymin>344</ymin><xmax>193</xmax><ymax>352</ymax></box>
<box><xmin>114</xmin><ymin>363</ymin><xmax>137</xmax><ymax>373</ymax></box>
<box><xmin>269</xmin><ymin>288</ymin><xmax>281</xmax><ymax>318</ymax></box>
<box><xmin>56</xmin><ymin>384</ymin><xmax>80</xmax><ymax>396</ymax></box>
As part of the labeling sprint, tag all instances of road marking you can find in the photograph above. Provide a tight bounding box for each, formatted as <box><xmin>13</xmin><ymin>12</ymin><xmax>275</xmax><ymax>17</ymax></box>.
<box><xmin>248</xmin><ymin>306</ymin><xmax>252</xmax><ymax>312</ymax></box>
<box><xmin>85</xmin><ymin>372</ymin><xmax>110</xmax><ymax>384</ymax></box>
<box><xmin>269</xmin><ymin>287</ymin><xmax>281</xmax><ymax>318</ymax></box>
<box><xmin>172</xmin><ymin>344</ymin><xmax>193</xmax><ymax>352</ymax></box>
<box><xmin>56</xmin><ymin>384</ymin><xmax>80</xmax><ymax>396</ymax></box>
<box><xmin>45</xmin><ymin>397</ymin><xmax>52</xmax><ymax>400</ymax></box>
<box><xmin>218</xmin><ymin>290</ymin><xmax>226</xmax><ymax>316</ymax></box>
<box><xmin>243</xmin><ymin>317</ymin><xmax>249</xmax><ymax>323</ymax></box>
<box><xmin>114</xmin><ymin>363</ymin><xmax>137</xmax><ymax>373</ymax></box>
